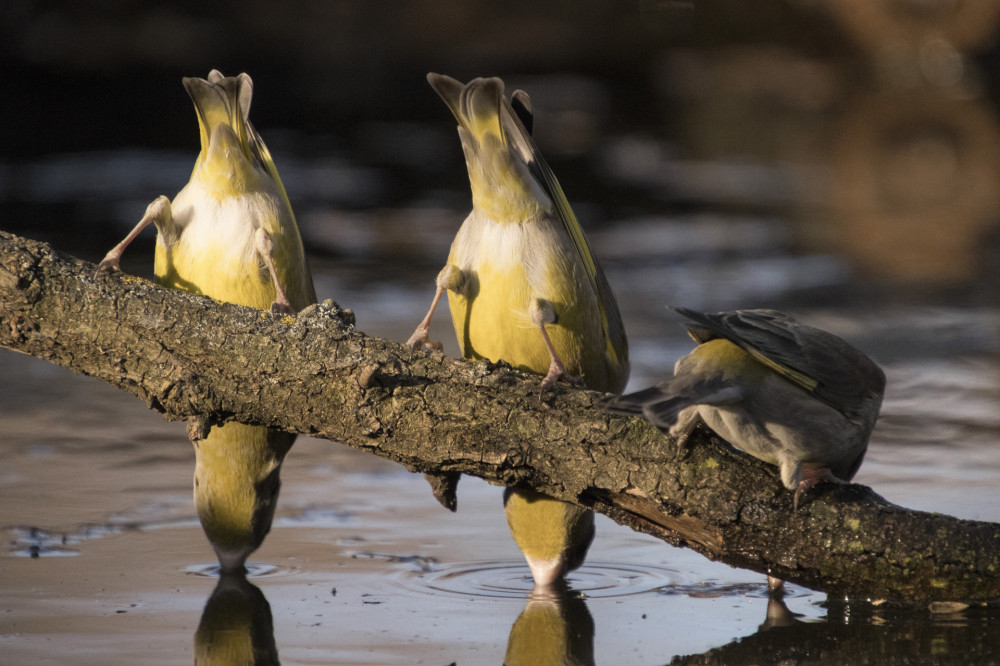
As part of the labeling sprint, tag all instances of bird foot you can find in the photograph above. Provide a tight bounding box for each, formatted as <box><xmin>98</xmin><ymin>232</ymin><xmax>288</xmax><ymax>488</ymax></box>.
<box><xmin>538</xmin><ymin>358</ymin><xmax>584</xmax><ymax>393</ymax></box>
<box><xmin>405</xmin><ymin>326</ymin><xmax>443</xmax><ymax>352</ymax></box>
<box><xmin>95</xmin><ymin>195</ymin><xmax>170</xmax><ymax>277</ymax></box>
<box><xmin>792</xmin><ymin>468</ymin><xmax>844</xmax><ymax>510</ymax></box>
<box><xmin>671</xmin><ymin>412</ymin><xmax>703</xmax><ymax>449</ymax></box>
<box><xmin>269</xmin><ymin>300</ymin><xmax>296</xmax><ymax>316</ymax></box>
<box><xmin>96</xmin><ymin>253</ymin><xmax>122</xmax><ymax>274</ymax></box>
<box><xmin>538</xmin><ymin>370</ymin><xmax>585</xmax><ymax>393</ymax></box>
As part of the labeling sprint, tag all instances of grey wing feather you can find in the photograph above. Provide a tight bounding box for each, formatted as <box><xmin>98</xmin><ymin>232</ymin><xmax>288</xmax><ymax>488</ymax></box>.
<box><xmin>673</xmin><ymin>307</ymin><xmax>885</xmax><ymax>421</ymax></box>
<box><xmin>602</xmin><ymin>374</ymin><xmax>742</xmax><ymax>432</ymax></box>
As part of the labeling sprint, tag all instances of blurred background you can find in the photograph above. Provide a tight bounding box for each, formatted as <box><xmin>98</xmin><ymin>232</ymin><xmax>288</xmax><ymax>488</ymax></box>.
<box><xmin>4</xmin><ymin>0</ymin><xmax>999</xmax><ymax>299</ymax></box>
<box><xmin>2</xmin><ymin>0</ymin><xmax>999</xmax><ymax>663</ymax></box>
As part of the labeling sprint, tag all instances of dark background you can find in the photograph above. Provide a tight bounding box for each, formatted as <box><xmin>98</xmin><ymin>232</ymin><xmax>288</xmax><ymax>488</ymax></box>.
<box><xmin>3</xmin><ymin>0</ymin><xmax>998</xmax><ymax>308</ymax></box>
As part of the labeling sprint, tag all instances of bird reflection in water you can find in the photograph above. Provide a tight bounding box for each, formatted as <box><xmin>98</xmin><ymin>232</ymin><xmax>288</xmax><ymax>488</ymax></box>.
<box><xmin>195</xmin><ymin>573</ymin><xmax>279</xmax><ymax>666</ymax></box>
<box><xmin>505</xmin><ymin>582</ymin><xmax>595</xmax><ymax>666</ymax></box>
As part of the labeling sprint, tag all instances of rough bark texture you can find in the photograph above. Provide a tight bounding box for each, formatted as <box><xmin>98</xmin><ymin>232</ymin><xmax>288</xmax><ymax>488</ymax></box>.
<box><xmin>1</xmin><ymin>230</ymin><xmax>998</xmax><ymax>604</ymax></box>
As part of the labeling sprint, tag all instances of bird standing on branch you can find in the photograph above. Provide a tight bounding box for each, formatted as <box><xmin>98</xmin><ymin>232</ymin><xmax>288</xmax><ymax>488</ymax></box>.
<box><xmin>408</xmin><ymin>73</ymin><xmax>629</xmax><ymax>590</ymax></box>
<box><xmin>98</xmin><ymin>70</ymin><xmax>316</xmax><ymax>572</ymax></box>
<box><xmin>603</xmin><ymin>307</ymin><xmax>885</xmax><ymax>591</ymax></box>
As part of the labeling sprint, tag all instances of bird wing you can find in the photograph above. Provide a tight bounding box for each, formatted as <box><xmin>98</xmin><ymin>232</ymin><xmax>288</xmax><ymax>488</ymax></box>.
<box><xmin>673</xmin><ymin>308</ymin><xmax>885</xmax><ymax>420</ymax></box>
<box><xmin>233</xmin><ymin>77</ymin><xmax>317</xmax><ymax>305</ymax></box>
<box><xmin>231</xmin><ymin>74</ymin><xmax>297</xmax><ymax>230</ymax></box>
<box><xmin>497</xmin><ymin>84</ymin><xmax>630</xmax><ymax>387</ymax></box>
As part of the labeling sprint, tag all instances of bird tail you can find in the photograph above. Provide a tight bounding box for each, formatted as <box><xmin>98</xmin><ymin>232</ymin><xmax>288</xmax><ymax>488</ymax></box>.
<box><xmin>600</xmin><ymin>386</ymin><xmax>664</xmax><ymax>415</ymax></box>
<box><xmin>600</xmin><ymin>384</ymin><xmax>696</xmax><ymax>430</ymax></box>
<box><xmin>182</xmin><ymin>70</ymin><xmax>292</xmax><ymax>208</ymax></box>
<box><xmin>426</xmin><ymin>74</ymin><xmax>534</xmax><ymax>210</ymax></box>
<box><xmin>183</xmin><ymin>71</ymin><xmax>254</xmax><ymax>169</ymax></box>
<box><xmin>602</xmin><ymin>367</ymin><xmax>746</xmax><ymax>432</ymax></box>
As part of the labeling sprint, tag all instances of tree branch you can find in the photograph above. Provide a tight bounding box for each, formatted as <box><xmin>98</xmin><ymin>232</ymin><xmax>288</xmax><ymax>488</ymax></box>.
<box><xmin>1</xmin><ymin>230</ymin><xmax>998</xmax><ymax>604</ymax></box>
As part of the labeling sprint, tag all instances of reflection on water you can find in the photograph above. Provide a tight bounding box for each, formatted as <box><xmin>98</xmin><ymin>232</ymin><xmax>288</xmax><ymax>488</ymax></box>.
<box><xmin>195</xmin><ymin>573</ymin><xmax>278</xmax><ymax>666</ymax></box>
<box><xmin>505</xmin><ymin>585</ymin><xmax>596</xmax><ymax>666</ymax></box>
<box><xmin>180</xmin><ymin>556</ymin><xmax>1000</xmax><ymax>666</ymax></box>
<box><xmin>671</xmin><ymin>599</ymin><xmax>1000</xmax><ymax>665</ymax></box>
<box><xmin>2</xmin><ymin>2</ymin><xmax>1000</xmax><ymax>663</ymax></box>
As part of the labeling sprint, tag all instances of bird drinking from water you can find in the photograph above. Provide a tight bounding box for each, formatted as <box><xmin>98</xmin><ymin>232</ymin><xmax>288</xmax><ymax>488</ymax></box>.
<box><xmin>98</xmin><ymin>70</ymin><xmax>316</xmax><ymax>572</ymax></box>
<box><xmin>407</xmin><ymin>73</ymin><xmax>630</xmax><ymax>590</ymax></box>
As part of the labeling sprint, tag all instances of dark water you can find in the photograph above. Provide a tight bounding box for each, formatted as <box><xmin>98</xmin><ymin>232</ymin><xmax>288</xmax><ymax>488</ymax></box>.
<box><xmin>2</xmin><ymin>2</ymin><xmax>1000</xmax><ymax>663</ymax></box>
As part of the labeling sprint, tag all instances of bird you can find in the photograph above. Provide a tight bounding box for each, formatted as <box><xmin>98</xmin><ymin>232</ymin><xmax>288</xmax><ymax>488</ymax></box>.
<box><xmin>407</xmin><ymin>73</ymin><xmax>629</xmax><ymax>590</ymax></box>
<box><xmin>604</xmin><ymin>308</ymin><xmax>886</xmax><ymax>505</ymax></box>
<box><xmin>98</xmin><ymin>70</ymin><xmax>316</xmax><ymax>572</ymax></box>
<box><xmin>603</xmin><ymin>308</ymin><xmax>886</xmax><ymax>590</ymax></box>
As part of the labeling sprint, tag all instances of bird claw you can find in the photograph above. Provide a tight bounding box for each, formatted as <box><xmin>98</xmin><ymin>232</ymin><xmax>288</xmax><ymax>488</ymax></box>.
<box><xmin>405</xmin><ymin>327</ymin><xmax>442</xmax><ymax>352</ymax></box>
<box><xmin>269</xmin><ymin>300</ymin><xmax>296</xmax><ymax>316</ymax></box>
<box><xmin>538</xmin><ymin>369</ymin><xmax>584</xmax><ymax>393</ymax></box>
<box><xmin>792</xmin><ymin>469</ymin><xmax>844</xmax><ymax>510</ymax></box>
<box><xmin>95</xmin><ymin>256</ymin><xmax>121</xmax><ymax>275</ymax></box>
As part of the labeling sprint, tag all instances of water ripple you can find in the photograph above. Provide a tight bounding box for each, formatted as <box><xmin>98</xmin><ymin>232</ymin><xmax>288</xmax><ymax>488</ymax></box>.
<box><xmin>183</xmin><ymin>561</ymin><xmax>299</xmax><ymax>579</ymax></box>
<box><xmin>398</xmin><ymin>560</ymin><xmax>684</xmax><ymax>599</ymax></box>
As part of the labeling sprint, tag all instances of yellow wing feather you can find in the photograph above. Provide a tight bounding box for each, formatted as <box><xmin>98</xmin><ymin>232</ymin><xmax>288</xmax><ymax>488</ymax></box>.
<box><xmin>497</xmin><ymin>88</ymin><xmax>628</xmax><ymax>380</ymax></box>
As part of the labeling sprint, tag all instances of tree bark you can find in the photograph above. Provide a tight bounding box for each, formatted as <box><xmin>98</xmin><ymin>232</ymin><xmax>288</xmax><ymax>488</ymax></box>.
<box><xmin>1</xmin><ymin>229</ymin><xmax>998</xmax><ymax>604</ymax></box>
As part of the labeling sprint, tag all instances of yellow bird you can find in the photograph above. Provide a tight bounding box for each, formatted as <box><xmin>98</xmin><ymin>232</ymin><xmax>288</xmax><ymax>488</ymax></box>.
<box><xmin>504</xmin><ymin>585</ymin><xmax>595</xmax><ymax>666</ymax></box>
<box><xmin>408</xmin><ymin>74</ymin><xmax>629</xmax><ymax>589</ymax></box>
<box><xmin>603</xmin><ymin>308</ymin><xmax>886</xmax><ymax>592</ymax></box>
<box><xmin>99</xmin><ymin>70</ymin><xmax>316</xmax><ymax>572</ymax></box>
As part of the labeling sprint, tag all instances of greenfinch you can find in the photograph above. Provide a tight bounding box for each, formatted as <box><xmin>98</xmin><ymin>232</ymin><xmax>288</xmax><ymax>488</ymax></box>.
<box><xmin>605</xmin><ymin>307</ymin><xmax>885</xmax><ymax>503</ymax></box>
<box><xmin>603</xmin><ymin>308</ymin><xmax>885</xmax><ymax>590</ymax></box>
<box><xmin>408</xmin><ymin>73</ymin><xmax>629</xmax><ymax>589</ymax></box>
<box><xmin>99</xmin><ymin>70</ymin><xmax>316</xmax><ymax>572</ymax></box>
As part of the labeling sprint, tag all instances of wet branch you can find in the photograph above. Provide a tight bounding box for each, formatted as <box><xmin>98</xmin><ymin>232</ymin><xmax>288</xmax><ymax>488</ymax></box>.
<box><xmin>1</xmin><ymin>229</ymin><xmax>998</xmax><ymax>604</ymax></box>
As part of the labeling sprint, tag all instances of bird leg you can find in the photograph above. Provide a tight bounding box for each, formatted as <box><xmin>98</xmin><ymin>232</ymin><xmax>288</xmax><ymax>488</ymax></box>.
<box><xmin>406</xmin><ymin>285</ymin><xmax>446</xmax><ymax>351</ymax></box>
<box><xmin>793</xmin><ymin>467</ymin><xmax>844</xmax><ymax>510</ymax></box>
<box><xmin>253</xmin><ymin>228</ymin><xmax>295</xmax><ymax>315</ymax></box>
<box><xmin>530</xmin><ymin>299</ymin><xmax>584</xmax><ymax>391</ymax></box>
<box><xmin>96</xmin><ymin>195</ymin><xmax>172</xmax><ymax>273</ymax></box>
<box><xmin>669</xmin><ymin>408</ymin><xmax>703</xmax><ymax>448</ymax></box>
<box><xmin>406</xmin><ymin>264</ymin><xmax>465</xmax><ymax>351</ymax></box>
